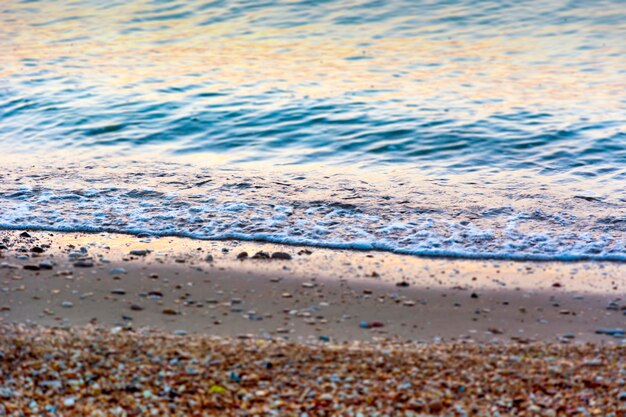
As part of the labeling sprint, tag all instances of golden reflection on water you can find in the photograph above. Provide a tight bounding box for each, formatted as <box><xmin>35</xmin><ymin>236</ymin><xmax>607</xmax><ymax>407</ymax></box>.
<box><xmin>2</xmin><ymin>1</ymin><xmax>624</xmax><ymax>118</ymax></box>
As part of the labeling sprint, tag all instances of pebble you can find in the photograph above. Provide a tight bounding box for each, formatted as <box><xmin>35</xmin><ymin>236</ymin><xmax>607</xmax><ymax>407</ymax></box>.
<box><xmin>301</xmin><ymin>282</ymin><xmax>316</xmax><ymax>288</ymax></box>
<box><xmin>73</xmin><ymin>259</ymin><xmax>94</xmax><ymax>268</ymax></box>
<box><xmin>271</xmin><ymin>252</ymin><xmax>292</xmax><ymax>260</ymax></box>
<box><xmin>595</xmin><ymin>328</ymin><xmax>625</xmax><ymax>336</ymax></box>
<box><xmin>63</xmin><ymin>397</ymin><xmax>75</xmax><ymax>407</ymax></box>
<box><xmin>23</xmin><ymin>264</ymin><xmax>40</xmax><ymax>271</ymax></box>
<box><xmin>39</xmin><ymin>260</ymin><xmax>54</xmax><ymax>270</ymax></box>
<box><xmin>129</xmin><ymin>250</ymin><xmax>149</xmax><ymax>256</ymax></box>
<box><xmin>162</xmin><ymin>308</ymin><xmax>178</xmax><ymax>315</ymax></box>
<box><xmin>205</xmin><ymin>254</ymin><xmax>214</xmax><ymax>262</ymax></box>
<box><xmin>109</xmin><ymin>267</ymin><xmax>127</xmax><ymax>275</ymax></box>
<box><xmin>111</xmin><ymin>289</ymin><xmax>126</xmax><ymax>295</ymax></box>
<box><xmin>61</xmin><ymin>301</ymin><xmax>74</xmax><ymax>308</ymax></box>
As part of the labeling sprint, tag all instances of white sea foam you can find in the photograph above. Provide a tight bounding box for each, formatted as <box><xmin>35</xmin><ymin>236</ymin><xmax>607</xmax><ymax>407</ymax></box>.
<box><xmin>0</xmin><ymin>160</ymin><xmax>625</xmax><ymax>261</ymax></box>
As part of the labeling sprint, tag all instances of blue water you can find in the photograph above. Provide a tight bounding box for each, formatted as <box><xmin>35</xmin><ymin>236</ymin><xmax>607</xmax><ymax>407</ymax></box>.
<box><xmin>1</xmin><ymin>0</ymin><xmax>625</xmax><ymax>260</ymax></box>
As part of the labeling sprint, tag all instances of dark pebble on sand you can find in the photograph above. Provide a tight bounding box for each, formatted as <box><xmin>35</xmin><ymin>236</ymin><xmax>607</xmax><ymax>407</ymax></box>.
<box><xmin>271</xmin><ymin>252</ymin><xmax>292</xmax><ymax>260</ymax></box>
<box><xmin>471</xmin><ymin>292</ymin><xmax>479</xmax><ymax>299</ymax></box>
<box><xmin>19</xmin><ymin>232</ymin><xmax>31</xmax><ymax>238</ymax></box>
<box><xmin>236</xmin><ymin>252</ymin><xmax>249</xmax><ymax>260</ymax></box>
<box><xmin>205</xmin><ymin>254</ymin><xmax>214</xmax><ymax>262</ymax></box>
<box><xmin>30</xmin><ymin>247</ymin><xmax>44</xmax><ymax>253</ymax></box>
<box><xmin>130</xmin><ymin>304</ymin><xmax>144</xmax><ymax>311</ymax></box>
<box><xmin>162</xmin><ymin>308</ymin><xmax>178</xmax><ymax>315</ymax></box>
<box><xmin>252</xmin><ymin>251</ymin><xmax>270</xmax><ymax>259</ymax></box>
<box><xmin>396</xmin><ymin>281</ymin><xmax>410</xmax><ymax>287</ymax></box>
<box><xmin>23</xmin><ymin>265</ymin><xmax>40</xmax><ymax>271</ymax></box>
<box><xmin>74</xmin><ymin>260</ymin><xmax>94</xmax><ymax>268</ymax></box>
<box><xmin>111</xmin><ymin>289</ymin><xmax>126</xmax><ymax>295</ymax></box>
<box><xmin>129</xmin><ymin>250</ymin><xmax>149</xmax><ymax>256</ymax></box>
<box><xmin>595</xmin><ymin>328</ymin><xmax>625</xmax><ymax>336</ymax></box>
<box><xmin>0</xmin><ymin>244</ymin><xmax>8</xmax><ymax>250</ymax></box>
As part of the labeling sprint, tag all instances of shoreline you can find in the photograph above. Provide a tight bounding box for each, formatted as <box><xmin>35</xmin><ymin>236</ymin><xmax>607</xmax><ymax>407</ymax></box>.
<box><xmin>0</xmin><ymin>230</ymin><xmax>624</xmax><ymax>344</ymax></box>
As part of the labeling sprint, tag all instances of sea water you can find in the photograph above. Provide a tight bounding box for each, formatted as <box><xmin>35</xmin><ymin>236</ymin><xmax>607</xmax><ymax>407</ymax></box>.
<box><xmin>0</xmin><ymin>0</ymin><xmax>625</xmax><ymax>260</ymax></box>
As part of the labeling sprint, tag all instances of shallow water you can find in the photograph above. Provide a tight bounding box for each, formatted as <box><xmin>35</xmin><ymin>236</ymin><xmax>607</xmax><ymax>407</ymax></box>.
<box><xmin>1</xmin><ymin>0</ymin><xmax>625</xmax><ymax>260</ymax></box>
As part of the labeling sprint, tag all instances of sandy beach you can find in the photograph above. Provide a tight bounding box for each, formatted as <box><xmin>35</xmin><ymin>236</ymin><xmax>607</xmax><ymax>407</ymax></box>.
<box><xmin>0</xmin><ymin>230</ymin><xmax>624</xmax><ymax>343</ymax></box>
<box><xmin>1</xmin><ymin>230</ymin><xmax>624</xmax><ymax>414</ymax></box>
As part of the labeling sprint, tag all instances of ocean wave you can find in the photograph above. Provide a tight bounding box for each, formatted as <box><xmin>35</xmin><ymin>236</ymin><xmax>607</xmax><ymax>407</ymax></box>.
<box><xmin>0</xmin><ymin>161</ymin><xmax>624</xmax><ymax>262</ymax></box>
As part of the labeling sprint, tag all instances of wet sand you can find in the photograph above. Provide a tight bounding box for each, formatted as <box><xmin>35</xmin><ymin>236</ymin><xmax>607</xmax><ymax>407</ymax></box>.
<box><xmin>0</xmin><ymin>230</ymin><xmax>624</xmax><ymax>343</ymax></box>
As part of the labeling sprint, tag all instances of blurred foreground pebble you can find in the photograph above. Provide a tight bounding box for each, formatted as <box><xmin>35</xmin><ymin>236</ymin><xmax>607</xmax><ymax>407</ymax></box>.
<box><xmin>0</xmin><ymin>324</ymin><xmax>624</xmax><ymax>416</ymax></box>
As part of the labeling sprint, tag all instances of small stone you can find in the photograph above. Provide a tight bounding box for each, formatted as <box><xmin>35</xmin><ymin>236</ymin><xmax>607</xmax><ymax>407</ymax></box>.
<box><xmin>281</xmin><ymin>292</ymin><xmax>293</xmax><ymax>298</ymax></box>
<box><xmin>403</xmin><ymin>300</ymin><xmax>416</xmax><ymax>307</ymax></box>
<box><xmin>61</xmin><ymin>301</ymin><xmax>73</xmax><ymax>308</ymax></box>
<box><xmin>39</xmin><ymin>260</ymin><xmax>54</xmax><ymax>270</ymax></box>
<box><xmin>109</xmin><ymin>267</ymin><xmax>127</xmax><ymax>275</ymax></box>
<box><xmin>23</xmin><ymin>264</ymin><xmax>40</xmax><ymax>271</ymax></box>
<box><xmin>129</xmin><ymin>249</ymin><xmax>149</xmax><ymax>256</ymax></box>
<box><xmin>271</xmin><ymin>252</ymin><xmax>292</xmax><ymax>260</ymax></box>
<box><xmin>301</xmin><ymin>282</ymin><xmax>316</xmax><ymax>288</ymax></box>
<box><xmin>130</xmin><ymin>304</ymin><xmax>144</xmax><ymax>311</ymax></box>
<box><xmin>19</xmin><ymin>232</ymin><xmax>31</xmax><ymax>238</ymax></box>
<box><xmin>30</xmin><ymin>246</ymin><xmax>44</xmax><ymax>253</ymax></box>
<box><xmin>470</xmin><ymin>292</ymin><xmax>479</xmax><ymax>299</ymax></box>
<box><xmin>359</xmin><ymin>321</ymin><xmax>371</xmax><ymax>329</ymax></box>
<box><xmin>63</xmin><ymin>397</ymin><xmax>75</xmax><ymax>407</ymax></box>
<box><xmin>162</xmin><ymin>308</ymin><xmax>178</xmax><ymax>315</ymax></box>
<box><xmin>236</xmin><ymin>252</ymin><xmax>249</xmax><ymax>260</ymax></box>
<box><xmin>205</xmin><ymin>254</ymin><xmax>214</xmax><ymax>262</ymax></box>
<box><xmin>319</xmin><ymin>335</ymin><xmax>330</xmax><ymax>342</ymax></box>
<box><xmin>252</xmin><ymin>251</ymin><xmax>270</xmax><ymax>259</ymax></box>
<box><xmin>395</xmin><ymin>281</ymin><xmax>410</xmax><ymax>287</ymax></box>
<box><xmin>111</xmin><ymin>289</ymin><xmax>126</xmax><ymax>295</ymax></box>
<box><xmin>595</xmin><ymin>328</ymin><xmax>625</xmax><ymax>336</ymax></box>
<box><xmin>73</xmin><ymin>259</ymin><xmax>94</xmax><ymax>268</ymax></box>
